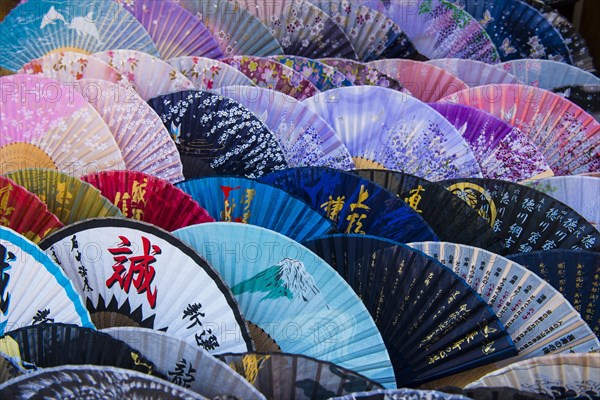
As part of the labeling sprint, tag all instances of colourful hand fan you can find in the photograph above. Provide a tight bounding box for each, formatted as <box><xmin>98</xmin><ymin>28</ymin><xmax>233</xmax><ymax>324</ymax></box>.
<box><xmin>258</xmin><ymin>167</ymin><xmax>439</xmax><ymax>243</ymax></box>
<box><xmin>103</xmin><ymin>327</ymin><xmax>264</xmax><ymax>399</ymax></box>
<box><xmin>94</xmin><ymin>50</ymin><xmax>194</xmax><ymax>101</ymax></box>
<box><xmin>442</xmin><ymin>84</ymin><xmax>600</xmax><ymax>175</ymax></box>
<box><xmin>319</xmin><ymin>58</ymin><xmax>406</xmax><ymax>92</ymax></box>
<box><xmin>173</xmin><ymin>222</ymin><xmax>396</xmax><ymax>388</ymax></box>
<box><xmin>0</xmin><ymin>226</ymin><xmax>93</xmax><ymax>334</ymax></box>
<box><xmin>0</xmin><ymin>74</ymin><xmax>125</xmax><ymax>177</ymax></box>
<box><xmin>0</xmin><ymin>0</ymin><xmax>159</xmax><ymax>71</ymax></box>
<box><xmin>218</xmin><ymin>352</ymin><xmax>383</xmax><ymax>399</ymax></box>
<box><xmin>303</xmin><ymin>87</ymin><xmax>482</xmax><ymax>181</ymax></box>
<box><xmin>352</xmin><ymin>170</ymin><xmax>504</xmax><ymax>253</ymax></box>
<box><xmin>218</xmin><ymin>85</ymin><xmax>355</xmax><ymax>170</ymax></box>
<box><xmin>117</xmin><ymin>0</ymin><xmax>224</xmax><ymax>60</ymax></box>
<box><xmin>428</xmin><ymin>103</ymin><xmax>553</xmax><ymax>181</ymax></box>
<box><xmin>148</xmin><ymin>90</ymin><xmax>289</xmax><ymax>178</ymax></box>
<box><xmin>81</xmin><ymin>171</ymin><xmax>213</xmax><ymax>232</ymax></box>
<box><xmin>269</xmin><ymin>55</ymin><xmax>353</xmax><ymax>91</ymax></box>
<box><xmin>427</xmin><ymin>58</ymin><xmax>519</xmax><ymax>87</ymax></box>
<box><xmin>498</xmin><ymin>59</ymin><xmax>600</xmax><ymax>90</ymax></box>
<box><xmin>302</xmin><ymin>235</ymin><xmax>517</xmax><ymax>386</ymax></box>
<box><xmin>553</xmin><ymin>85</ymin><xmax>600</xmax><ymax>123</ymax></box>
<box><xmin>220</xmin><ymin>56</ymin><xmax>318</xmax><ymax>100</ymax></box>
<box><xmin>440</xmin><ymin>178</ymin><xmax>600</xmax><ymax>254</ymax></box>
<box><xmin>38</xmin><ymin>218</ymin><xmax>253</xmax><ymax>355</ymax></box>
<box><xmin>20</xmin><ymin>52</ymin><xmax>121</xmax><ymax>83</ymax></box>
<box><xmin>368</xmin><ymin>59</ymin><xmax>468</xmax><ymax>102</ymax></box>
<box><xmin>168</xmin><ymin>56</ymin><xmax>255</xmax><ymax>90</ymax></box>
<box><xmin>329</xmin><ymin>389</ymin><xmax>470</xmax><ymax>400</ymax></box>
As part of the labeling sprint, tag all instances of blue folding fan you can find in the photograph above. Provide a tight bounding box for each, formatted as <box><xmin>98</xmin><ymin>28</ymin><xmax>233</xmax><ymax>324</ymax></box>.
<box><xmin>499</xmin><ymin>59</ymin><xmax>600</xmax><ymax>90</ymax></box>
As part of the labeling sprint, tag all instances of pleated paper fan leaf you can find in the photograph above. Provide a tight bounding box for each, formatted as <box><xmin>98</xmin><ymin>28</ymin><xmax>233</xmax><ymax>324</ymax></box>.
<box><xmin>20</xmin><ymin>52</ymin><xmax>121</xmax><ymax>83</ymax></box>
<box><xmin>442</xmin><ymin>84</ymin><xmax>600</xmax><ymax>176</ymax></box>
<box><xmin>218</xmin><ymin>85</ymin><xmax>355</xmax><ymax>170</ymax></box>
<box><xmin>177</xmin><ymin>0</ymin><xmax>283</xmax><ymax>57</ymax></box>
<box><xmin>81</xmin><ymin>171</ymin><xmax>213</xmax><ymax>232</ymax></box>
<box><xmin>352</xmin><ymin>170</ymin><xmax>504</xmax><ymax>253</ymax></box>
<box><xmin>148</xmin><ymin>90</ymin><xmax>290</xmax><ymax>178</ymax></box>
<box><xmin>553</xmin><ymin>85</ymin><xmax>600</xmax><ymax>123</ymax></box>
<box><xmin>0</xmin><ymin>75</ymin><xmax>125</xmax><ymax>177</ymax></box>
<box><xmin>117</xmin><ymin>0</ymin><xmax>224</xmax><ymax>60</ymax></box>
<box><xmin>369</xmin><ymin>59</ymin><xmax>468</xmax><ymax>102</ymax></box>
<box><xmin>3</xmin><ymin>169</ymin><xmax>121</xmax><ymax>227</ymax></box>
<box><xmin>440</xmin><ymin>178</ymin><xmax>600</xmax><ymax>254</ymax></box>
<box><xmin>176</xmin><ymin>176</ymin><xmax>336</xmax><ymax>242</ymax></box>
<box><xmin>217</xmin><ymin>352</ymin><xmax>384</xmax><ymax>400</ymax></box>
<box><xmin>258</xmin><ymin>167</ymin><xmax>439</xmax><ymax>243</ymax></box>
<box><xmin>498</xmin><ymin>59</ymin><xmax>600</xmax><ymax>90</ymax></box>
<box><xmin>303</xmin><ymin>87</ymin><xmax>483</xmax><ymax>181</ymax></box>
<box><xmin>269</xmin><ymin>55</ymin><xmax>353</xmax><ymax>91</ymax></box>
<box><xmin>95</xmin><ymin>50</ymin><xmax>194</xmax><ymax>101</ymax></box>
<box><xmin>38</xmin><ymin>218</ymin><xmax>253</xmax><ymax>355</ymax></box>
<box><xmin>0</xmin><ymin>226</ymin><xmax>93</xmax><ymax>334</ymax></box>
<box><xmin>103</xmin><ymin>327</ymin><xmax>265</xmax><ymax>399</ymax></box>
<box><xmin>0</xmin><ymin>354</ymin><xmax>24</xmax><ymax>386</ymax></box>
<box><xmin>302</xmin><ymin>235</ymin><xmax>517</xmax><ymax>386</ymax></box>
<box><xmin>320</xmin><ymin>58</ymin><xmax>406</xmax><ymax>92</ymax></box>
<box><xmin>0</xmin><ymin>365</ymin><xmax>207</xmax><ymax>400</ymax></box>
<box><xmin>172</xmin><ymin>222</ymin><xmax>396</xmax><ymax>388</ymax></box>
<box><xmin>168</xmin><ymin>56</ymin><xmax>255</xmax><ymax>91</ymax></box>
<box><xmin>427</xmin><ymin>58</ymin><xmax>519</xmax><ymax>87</ymax></box>
<box><xmin>221</xmin><ymin>56</ymin><xmax>319</xmax><ymax>100</ymax></box>
<box><xmin>0</xmin><ymin>0</ymin><xmax>159</xmax><ymax>72</ymax></box>
<box><xmin>442</xmin><ymin>386</ymin><xmax>554</xmax><ymax>400</ymax></box>
<box><xmin>428</xmin><ymin>103</ymin><xmax>553</xmax><ymax>181</ymax></box>
<box><xmin>329</xmin><ymin>389</ymin><xmax>471</xmax><ymax>400</ymax></box>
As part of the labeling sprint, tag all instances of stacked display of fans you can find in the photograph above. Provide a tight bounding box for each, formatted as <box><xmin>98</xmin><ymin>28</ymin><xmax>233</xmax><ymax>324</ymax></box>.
<box><xmin>0</xmin><ymin>0</ymin><xmax>598</xmax><ymax>399</ymax></box>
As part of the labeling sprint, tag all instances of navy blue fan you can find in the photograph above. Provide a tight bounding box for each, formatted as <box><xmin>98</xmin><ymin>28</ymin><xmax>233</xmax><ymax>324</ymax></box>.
<box><xmin>303</xmin><ymin>234</ymin><xmax>517</xmax><ymax>386</ymax></box>
<box><xmin>176</xmin><ymin>177</ymin><xmax>336</xmax><ymax>242</ymax></box>
<box><xmin>508</xmin><ymin>250</ymin><xmax>600</xmax><ymax>338</ymax></box>
<box><xmin>148</xmin><ymin>90</ymin><xmax>289</xmax><ymax>178</ymax></box>
<box><xmin>258</xmin><ymin>167</ymin><xmax>438</xmax><ymax>243</ymax></box>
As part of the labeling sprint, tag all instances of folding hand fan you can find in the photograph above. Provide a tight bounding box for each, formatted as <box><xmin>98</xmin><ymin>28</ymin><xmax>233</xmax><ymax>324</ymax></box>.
<box><xmin>303</xmin><ymin>87</ymin><xmax>482</xmax><ymax>181</ymax></box>
<box><xmin>329</xmin><ymin>389</ymin><xmax>470</xmax><ymax>400</ymax></box>
<box><xmin>179</xmin><ymin>155</ymin><xmax>217</xmax><ymax>180</ymax></box>
<box><xmin>168</xmin><ymin>56</ymin><xmax>255</xmax><ymax>91</ymax></box>
<box><xmin>220</xmin><ymin>56</ymin><xmax>319</xmax><ymax>100</ymax></box>
<box><xmin>173</xmin><ymin>222</ymin><xmax>396</xmax><ymax>388</ymax></box>
<box><xmin>427</xmin><ymin>58</ymin><xmax>519</xmax><ymax>87</ymax></box>
<box><xmin>148</xmin><ymin>90</ymin><xmax>289</xmax><ymax>178</ymax></box>
<box><xmin>0</xmin><ymin>365</ymin><xmax>207</xmax><ymax>400</ymax></box>
<box><xmin>0</xmin><ymin>354</ymin><xmax>23</xmax><ymax>385</ymax></box>
<box><xmin>352</xmin><ymin>169</ymin><xmax>504</xmax><ymax>253</ymax></box>
<box><xmin>176</xmin><ymin>176</ymin><xmax>335</xmax><ymax>242</ymax></box>
<box><xmin>177</xmin><ymin>0</ymin><xmax>284</xmax><ymax>57</ymax></box>
<box><xmin>553</xmin><ymin>85</ymin><xmax>600</xmax><ymax>122</ymax></box>
<box><xmin>439</xmin><ymin>386</ymin><xmax>551</xmax><ymax>400</ymax></box>
<box><xmin>94</xmin><ymin>50</ymin><xmax>194</xmax><ymax>101</ymax></box>
<box><xmin>218</xmin><ymin>85</ymin><xmax>355</xmax><ymax>170</ymax></box>
<box><xmin>0</xmin><ymin>226</ymin><xmax>93</xmax><ymax>334</ymax></box>
<box><xmin>319</xmin><ymin>58</ymin><xmax>406</xmax><ymax>92</ymax></box>
<box><xmin>0</xmin><ymin>0</ymin><xmax>159</xmax><ymax>72</ymax></box>
<box><xmin>442</xmin><ymin>84</ymin><xmax>600</xmax><ymax>175</ymax></box>
<box><xmin>258</xmin><ymin>167</ymin><xmax>439</xmax><ymax>243</ymax></box>
<box><xmin>302</xmin><ymin>235</ymin><xmax>517</xmax><ymax>386</ymax></box>
<box><xmin>498</xmin><ymin>59</ymin><xmax>600</xmax><ymax>90</ymax></box>
<box><xmin>20</xmin><ymin>52</ymin><xmax>121</xmax><ymax>83</ymax></box>
<box><xmin>269</xmin><ymin>55</ymin><xmax>353</xmax><ymax>91</ymax></box>
<box><xmin>81</xmin><ymin>171</ymin><xmax>214</xmax><ymax>232</ymax></box>
<box><xmin>0</xmin><ymin>75</ymin><xmax>125</xmax><ymax>177</ymax></box>
<box><xmin>217</xmin><ymin>352</ymin><xmax>383</xmax><ymax>400</ymax></box>
<box><xmin>103</xmin><ymin>327</ymin><xmax>264</xmax><ymax>399</ymax></box>
<box><xmin>38</xmin><ymin>218</ymin><xmax>253</xmax><ymax>355</ymax></box>
<box><xmin>116</xmin><ymin>0</ymin><xmax>224</xmax><ymax>60</ymax></box>
<box><xmin>440</xmin><ymin>178</ymin><xmax>600</xmax><ymax>254</ymax></box>
<box><xmin>368</xmin><ymin>59</ymin><xmax>468</xmax><ymax>102</ymax></box>
<box><xmin>428</xmin><ymin>103</ymin><xmax>553</xmax><ymax>182</ymax></box>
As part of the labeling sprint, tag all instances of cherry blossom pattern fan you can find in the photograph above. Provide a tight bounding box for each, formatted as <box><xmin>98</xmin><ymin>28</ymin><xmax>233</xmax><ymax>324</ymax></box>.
<box><xmin>269</xmin><ymin>55</ymin><xmax>353</xmax><ymax>91</ymax></box>
<box><xmin>427</xmin><ymin>58</ymin><xmax>519</xmax><ymax>87</ymax></box>
<box><xmin>440</xmin><ymin>178</ymin><xmax>600</xmax><ymax>254</ymax></box>
<box><xmin>81</xmin><ymin>171</ymin><xmax>214</xmax><ymax>232</ymax></box>
<box><xmin>220</xmin><ymin>56</ymin><xmax>318</xmax><ymax>100</ymax></box>
<box><xmin>329</xmin><ymin>389</ymin><xmax>470</xmax><ymax>400</ymax></box>
<box><xmin>498</xmin><ymin>59</ymin><xmax>600</xmax><ymax>91</ymax></box>
<box><xmin>148</xmin><ymin>90</ymin><xmax>289</xmax><ymax>178</ymax></box>
<box><xmin>0</xmin><ymin>75</ymin><xmax>125</xmax><ymax>177</ymax></box>
<box><xmin>116</xmin><ymin>0</ymin><xmax>224</xmax><ymax>60</ymax></box>
<box><xmin>173</xmin><ymin>222</ymin><xmax>396</xmax><ymax>388</ymax></box>
<box><xmin>442</xmin><ymin>84</ymin><xmax>600</xmax><ymax>175</ymax></box>
<box><xmin>20</xmin><ymin>52</ymin><xmax>120</xmax><ymax>83</ymax></box>
<box><xmin>38</xmin><ymin>218</ymin><xmax>253</xmax><ymax>355</ymax></box>
<box><xmin>303</xmin><ymin>235</ymin><xmax>517</xmax><ymax>386</ymax></box>
<box><xmin>369</xmin><ymin>59</ymin><xmax>468</xmax><ymax>102</ymax></box>
<box><xmin>553</xmin><ymin>85</ymin><xmax>600</xmax><ymax>122</ymax></box>
<box><xmin>218</xmin><ymin>85</ymin><xmax>354</xmax><ymax>170</ymax></box>
<box><xmin>303</xmin><ymin>86</ymin><xmax>482</xmax><ymax>181</ymax></box>
<box><xmin>319</xmin><ymin>58</ymin><xmax>406</xmax><ymax>92</ymax></box>
<box><xmin>428</xmin><ymin>103</ymin><xmax>553</xmax><ymax>181</ymax></box>
<box><xmin>0</xmin><ymin>0</ymin><xmax>159</xmax><ymax>71</ymax></box>
<box><xmin>168</xmin><ymin>56</ymin><xmax>254</xmax><ymax>91</ymax></box>
<box><xmin>0</xmin><ymin>226</ymin><xmax>93</xmax><ymax>334</ymax></box>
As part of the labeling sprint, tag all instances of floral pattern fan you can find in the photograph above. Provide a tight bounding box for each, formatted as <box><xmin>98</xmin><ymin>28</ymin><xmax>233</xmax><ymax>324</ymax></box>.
<box><xmin>168</xmin><ymin>56</ymin><xmax>255</xmax><ymax>91</ymax></box>
<box><xmin>20</xmin><ymin>52</ymin><xmax>121</xmax><ymax>83</ymax></box>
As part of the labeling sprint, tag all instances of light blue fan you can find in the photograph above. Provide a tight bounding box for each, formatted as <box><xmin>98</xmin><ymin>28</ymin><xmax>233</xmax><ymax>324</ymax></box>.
<box><xmin>498</xmin><ymin>59</ymin><xmax>600</xmax><ymax>91</ymax></box>
<box><xmin>176</xmin><ymin>176</ymin><xmax>336</xmax><ymax>242</ymax></box>
<box><xmin>0</xmin><ymin>0</ymin><xmax>160</xmax><ymax>71</ymax></box>
<box><xmin>173</xmin><ymin>222</ymin><xmax>396</xmax><ymax>388</ymax></box>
